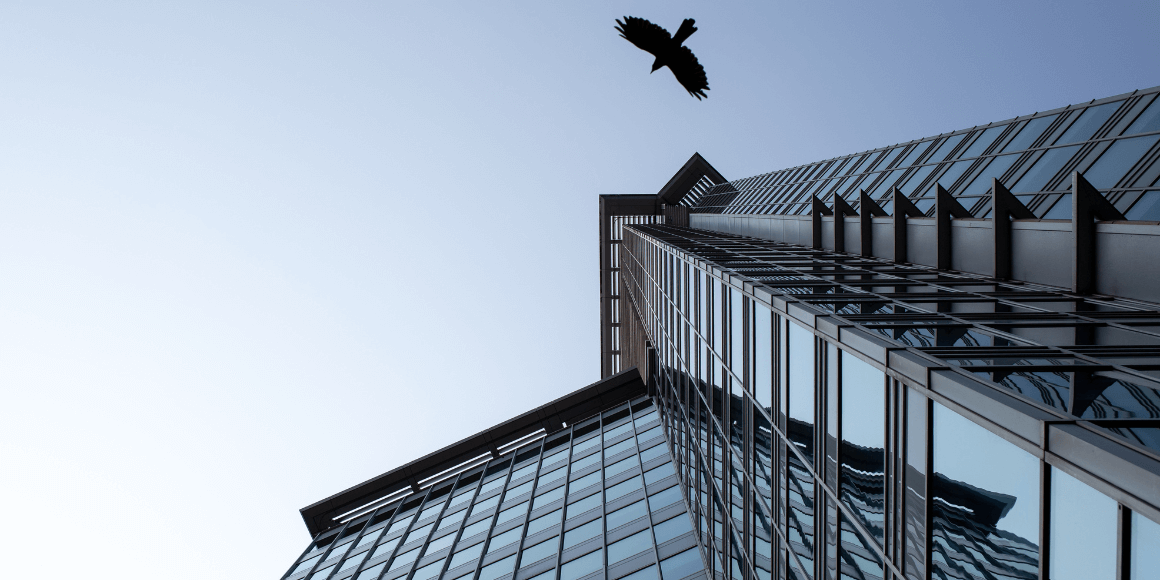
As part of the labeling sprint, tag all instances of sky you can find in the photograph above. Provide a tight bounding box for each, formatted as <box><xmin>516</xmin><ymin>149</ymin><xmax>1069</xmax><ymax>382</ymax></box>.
<box><xmin>0</xmin><ymin>1</ymin><xmax>1156</xmax><ymax>578</ymax></box>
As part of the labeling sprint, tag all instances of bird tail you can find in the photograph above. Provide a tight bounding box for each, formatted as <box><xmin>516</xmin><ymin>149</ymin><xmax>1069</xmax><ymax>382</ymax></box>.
<box><xmin>673</xmin><ymin>18</ymin><xmax>697</xmax><ymax>44</ymax></box>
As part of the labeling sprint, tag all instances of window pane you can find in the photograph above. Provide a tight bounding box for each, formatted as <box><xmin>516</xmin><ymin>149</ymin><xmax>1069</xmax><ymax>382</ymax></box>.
<box><xmin>567</xmin><ymin>493</ymin><xmax>602</xmax><ymax>519</ymax></box>
<box><xmin>487</xmin><ymin>526</ymin><xmax>524</xmax><ymax>554</ymax></box>
<box><xmin>1049</xmin><ymin>469</ymin><xmax>1116</xmax><ymax>580</ymax></box>
<box><xmin>534</xmin><ymin>486</ymin><xmax>567</xmax><ymax>510</ymax></box>
<box><xmin>961</xmin><ymin>125</ymin><xmax>1005</xmax><ymax>159</ymax></box>
<box><xmin>608</xmin><ymin>499</ymin><xmax>648</xmax><ymax>530</ymax></box>
<box><xmin>1083</xmin><ymin>135</ymin><xmax>1160</xmax><ymax>188</ymax></box>
<box><xmin>1012</xmin><ymin>145</ymin><xmax>1082</xmax><ymax>192</ymax></box>
<box><xmin>933</xmin><ymin>403</ymin><xmax>1040</xmax><ymax>577</ymax></box>
<box><xmin>648</xmin><ymin>486</ymin><xmax>683</xmax><ymax>512</ymax></box>
<box><xmin>521</xmin><ymin>536</ymin><xmax>560</xmax><ymax>568</ymax></box>
<box><xmin>653</xmin><ymin>515</ymin><xmax>694</xmax><ymax>545</ymax></box>
<box><xmin>609</xmin><ymin>529</ymin><xmax>654</xmax><ymax>564</ymax></box>
<box><xmin>840</xmin><ymin>351</ymin><xmax>886</xmax><ymax>547</ymax></box>
<box><xmin>607</xmin><ymin>476</ymin><xmax>643</xmax><ymax>501</ymax></box>
<box><xmin>564</xmin><ymin>519</ymin><xmax>602</xmax><ymax>550</ymax></box>
<box><xmin>1124</xmin><ymin>96</ymin><xmax>1160</xmax><ymax>136</ymax></box>
<box><xmin>1055</xmin><ymin>102</ymin><xmax>1119</xmax><ymax>145</ymax></box>
<box><xmin>1003</xmin><ymin>115</ymin><xmax>1057</xmax><ymax>152</ymax></box>
<box><xmin>643</xmin><ymin>463</ymin><xmax>675</xmax><ymax>486</ymax></box>
<box><xmin>788</xmin><ymin>322</ymin><xmax>815</xmax><ymax>462</ymax></box>
<box><xmin>659</xmin><ymin>547</ymin><xmax>705</xmax><ymax>580</ymax></box>
<box><xmin>479</xmin><ymin>554</ymin><xmax>516</xmax><ymax>580</ymax></box>
<box><xmin>527</xmin><ymin>509</ymin><xmax>563</xmax><ymax>536</ymax></box>
<box><xmin>620</xmin><ymin>564</ymin><xmax>659</xmax><ymax>580</ymax></box>
<box><xmin>561</xmin><ymin>549</ymin><xmax>604</xmax><ymax>580</ymax></box>
<box><xmin>1131</xmin><ymin>511</ymin><xmax>1160</xmax><ymax>578</ymax></box>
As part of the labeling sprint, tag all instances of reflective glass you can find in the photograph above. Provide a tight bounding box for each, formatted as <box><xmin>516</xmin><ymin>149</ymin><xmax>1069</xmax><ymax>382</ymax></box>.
<box><xmin>1127</xmin><ymin>191</ymin><xmax>1160</xmax><ymax>220</ymax></box>
<box><xmin>459</xmin><ymin>519</ymin><xmax>491</xmax><ymax>541</ymax></box>
<box><xmin>413</xmin><ymin>558</ymin><xmax>446</xmax><ymax>580</ymax></box>
<box><xmin>606</xmin><ymin>456</ymin><xmax>638</xmax><ymax>478</ymax></box>
<box><xmin>932</xmin><ymin>403</ymin><xmax>1039</xmax><ymax>578</ymax></box>
<box><xmin>788</xmin><ymin>322</ymin><xmax>815</xmax><ymax>461</ymax></box>
<box><xmin>497</xmin><ymin>501</ymin><xmax>528</xmax><ymax>526</ymax></box>
<box><xmin>648</xmin><ymin>486</ymin><xmax>683</xmax><ymax>511</ymax></box>
<box><xmin>539</xmin><ymin>466</ymin><xmax>567</xmax><ymax>487</ymax></box>
<box><xmin>640</xmin><ymin>444</ymin><xmax>667</xmax><ymax>463</ymax></box>
<box><xmin>371</xmin><ymin>536</ymin><xmax>400</xmax><ymax>560</ymax></box>
<box><xmin>1055</xmin><ymin>102</ymin><xmax>1119</xmax><ymax>145</ymax></box>
<box><xmin>527</xmin><ymin>509</ymin><xmax>563</xmax><ymax>536</ymax></box>
<box><xmin>1125</xmin><ymin>96</ymin><xmax>1160</xmax><ymax>135</ymax></box>
<box><xmin>1002</xmin><ymin>115</ymin><xmax>1057</xmax><ymax>152</ymax></box>
<box><xmin>1131</xmin><ymin>511</ymin><xmax>1160</xmax><ymax>578</ymax></box>
<box><xmin>1049</xmin><ymin>469</ymin><xmax>1116</xmax><ymax>580</ymax></box>
<box><xmin>609</xmin><ymin>529</ymin><xmax>653</xmax><ymax>564</ymax></box>
<box><xmin>644</xmin><ymin>463</ymin><xmax>675</xmax><ymax>486</ymax></box>
<box><xmin>960</xmin><ymin>153</ymin><xmax>1020</xmax><ymax>198</ymax></box>
<box><xmin>571</xmin><ymin>452</ymin><xmax>601</xmax><ymax>473</ymax></box>
<box><xmin>1083</xmin><ymin>135</ymin><xmax>1160</xmax><ymax>188</ymax></box>
<box><xmin>606</xmin><ymin>438</ymin><xmax>636</xmax><ymax>458</ymax></box>
<box><xmin>488</xmin><ymin>526</ymin><xmax>525</xmax><ymax>553</ymax></box>
<box><xmin>505</xmin><ymin>481</ymin><xmax>534</xmax><ymax>501</ymax></box>
<box><xmin>653</xmin><ymin>514</ymin><xmax>693</xmax><ymax>544</ymax></box>
<box><xmin>561</xmin><ymin>549</ymin><xmax>603</xmax><ymax>580</ymax></box>
<box><xmin>521</xmin><ymin>536</ymin><xmax>559</xmax><ymax>567</ymax></box>
<box><xmin>389</xmin><ymin>547</ymin><xmax>420</xmax><ymax>571</ymax></box>
<box><xmin>308</xmin><ymin>564</ymin><xmax>336</xmax><ymax>580</ymax></box>
<box><xmin>355</xmin><ymin>562</ymin><xmax>385</xmax><ymax>580</ymax></box>
<box><xmin>1012</xmin><ymin>145</ymin><xmax>1082</xmax><ymax>191</ymax></box>
<box><xmin>564</xmin><ymin>519</ymin><xmax>602</xmax><ymax>549</ymax></box>
<box><xmin>840</xmin><ymin>351</ymin><xmax>885</xmax><ymax>546</ymax></box>
<box><xmin>930</xmin><ymin>133</ymin><xmax>967</xmax><ymax>162</ymax></box>
<box><xmin>478</xmin><ymin>554</ymin><xmax>516</xmax><ymax>580</ymax></box>
<box><xmin>607</xmin><ymin>476</ymin><xmax>643</xmax><ymax>501</ymax></box>
<box><xmin>424</xmin><ymin>531</ymin><xmax>457</xmax><ymax>555</ymax></box>
<box><xmin>755</xmin><ymin>304</ymin><xmax>774</xmax><ymax>410</ymax></box>
<box><xmin>449</xmin><ymin>542</ymin><xmax>484</xmax><ymax>569</ymax></box>
<box><xmin>960</xmin><ymin>125</ymin><xmax>1005</xmax><ymax>159</ymax></box>
<box><xmin>534</xmin><ymin>486</ymin><xmax>567</xmax><ymax>510</ymax></box>
<box><xmin>837</xmin><ymin>515</ymin><xmax>883</xmax><ymax>580</ymax></box>
<box><xmin>567</xmin><ymin>493</ymin><xmax>602</xmax><ymax>519</ymax></box>
<box><xmin>608</xmin><ymin>499</ymin><xmax>648</xmax><ymax>530</ymax></box>
<box><xmin>292</xmin><ymin>553</ymin><xmax>322</xmax><ymax>575</ymax></box>
<box><xmin>438</xmin><ymin>508</ymin><xmax>467</xmax><ymax>531</ymax></box>
<box><xmin>659</xmin><ymin>547</ymin><xmax>704</xmax><ymax>580</ymax></box>
<box><xmin>404</xmin><ymin>522</ymin><xmax>433</xmax><ymax>545</ymax></box>
<box><xmin>935</xmin><ymin>159</ymin><xmax>973</xmax><ymax>192</ymax></box>
<box><xmin>472</xmin><ymin>495</ymin><xmax>501</xmax><ymax>517</ymax></box>
<box><xmin>571</xmin><ymin>471</ymin><xmax>601</xmax><ymax>492</ymax></box>
<box><xmin>620</xmin><ymin>564</ymin><xmax>659</xmax><ymax>580</ymax></box>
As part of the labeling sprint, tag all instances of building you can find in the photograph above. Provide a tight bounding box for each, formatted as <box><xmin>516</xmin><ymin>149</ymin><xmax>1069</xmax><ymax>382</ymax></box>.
<box><xmin>283</xmin><ymin>85</ymin><xmax>1160</xmax><ymax>580</ymax></box>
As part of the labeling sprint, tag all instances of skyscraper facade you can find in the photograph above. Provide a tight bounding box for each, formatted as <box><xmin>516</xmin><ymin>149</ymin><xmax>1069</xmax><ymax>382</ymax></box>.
<box><xmin>286</xmin><ymin>85</ymin><xmax>1160</xmax><ymax>580</ymax></box>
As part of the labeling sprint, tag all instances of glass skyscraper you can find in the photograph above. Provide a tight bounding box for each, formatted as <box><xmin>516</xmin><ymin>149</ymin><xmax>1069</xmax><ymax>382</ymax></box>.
<box><xmin>286</xmin><ymin>85</ymin><xmax>1160</xmax><ymax>580</ymax></box>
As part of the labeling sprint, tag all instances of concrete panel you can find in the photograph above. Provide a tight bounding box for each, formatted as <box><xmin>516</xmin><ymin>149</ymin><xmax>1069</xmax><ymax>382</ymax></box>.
<box><xmin>871</xmin><ymin>219</ymin><xmax>894</xmax><ymax>260</ymax></box>
<box><xmin>1012</xmin><ymin>222</ymin><xmax>1071</xmax><ymax>289</ymax></box>
<box><xmin>1096</xmin><ymin>226</ymin><xmax>1160</xmax><ymax>304</ymax></box>
<box><xmin>845</xmin><ymin>218</ymin><xmax>861</xmax><ymax>254</ymax></box>
<box><xmin>951</xmin><ymin>220</ymin><xmax>993</xmax><ymax>276</ymax></box>
<box><xmin>907</xmin><ymin>219</ymin><xmax>937</xmax><ymax>267</ymax></box>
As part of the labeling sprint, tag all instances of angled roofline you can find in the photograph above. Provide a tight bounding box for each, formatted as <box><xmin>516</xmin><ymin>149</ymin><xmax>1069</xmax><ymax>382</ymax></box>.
<box><xmin>656</xmin><ymin>152</ymin><xmax>727</xmax><ymax>205</ymax></box>
<box><xmin>299</xmin><ymin>368</ymin><xmax>646</xmax><ymax>536</ymax></box>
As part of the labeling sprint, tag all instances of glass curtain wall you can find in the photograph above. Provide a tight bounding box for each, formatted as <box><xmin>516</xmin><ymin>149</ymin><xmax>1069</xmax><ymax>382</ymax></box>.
<box><xmin>618</xmin><ymin>223</ymin><xmax>1160</xmax><ymax>580</ymax></box>
<box><xmin>283</xmin><ymin>399</ymin><xmax>708</xmax><ymax>580</ymax></box>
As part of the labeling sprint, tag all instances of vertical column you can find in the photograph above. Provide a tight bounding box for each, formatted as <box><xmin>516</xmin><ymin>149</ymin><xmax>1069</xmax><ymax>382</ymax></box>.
<box><xmin>892</xmin><ymin>188</ymin><xmax>923</xmax><ymax>264</ymax></box>
<box><xmin>1072</xmin><ymin>171</ymin><xmax>1124</xmax><ymax>294</ymax></box>
<box><xmin>934</xmin><ymin>185</ymin><xmax>971</xmax><ymax>270</ymax></box>
<box><xmin>859</xmin><ymin>191</ymin><xmax>888</xmax><ymax>258</ymax></box>
<box><xmin>832</xmin><ymin>195</ymin><xmax>858</xmax><ymax>254</ymax></box>
<box><xmin>991</xmin><ymin>178</ymin><xmax>1035</xmax><ymax>280</ymax></box>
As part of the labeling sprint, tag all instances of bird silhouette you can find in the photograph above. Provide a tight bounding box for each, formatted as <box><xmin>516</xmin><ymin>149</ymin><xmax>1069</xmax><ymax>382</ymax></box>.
<box><xmin>615</xmin><ymin>16</ymin><xmax>709</xmax><ymax>100</ymax></box>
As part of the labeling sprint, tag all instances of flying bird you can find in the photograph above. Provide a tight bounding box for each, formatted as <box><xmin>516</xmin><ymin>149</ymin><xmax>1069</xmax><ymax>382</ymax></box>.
<box><xmin>615</xmin><ymin>16</ymin><xmax>709</xmax><ymax>100</ymax></box>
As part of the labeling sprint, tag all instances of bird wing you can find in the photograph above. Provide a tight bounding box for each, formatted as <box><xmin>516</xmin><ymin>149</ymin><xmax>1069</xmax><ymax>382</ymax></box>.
<box><xmin>667</xmin><ymin>45</ymin><xmax>710</xmax><ymax>100</ymax></box>
<box><xmin>615</xmin><ymin>16</ymin><xmax>671</xmax><ymax>56</ymax></box>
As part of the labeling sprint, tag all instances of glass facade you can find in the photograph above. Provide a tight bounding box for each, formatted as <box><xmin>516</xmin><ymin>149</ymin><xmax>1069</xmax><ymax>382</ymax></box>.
<box><xmin>695</xmin><ymin>90</ymin><xmax>1160</xmax><ymax>219</ymax></box>
<box><xmin>285</xmin><ymin>399</ymin><xmax>710</xmax><ymax>580</ymax></box>
<box><xmin>617</xmin><ymin>223</ymin><xmax>1160</xmax><ymax>580</ymax></box>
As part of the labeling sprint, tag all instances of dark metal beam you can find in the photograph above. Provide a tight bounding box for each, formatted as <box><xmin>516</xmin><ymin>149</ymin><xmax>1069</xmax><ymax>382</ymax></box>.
<box><xmin>832</xmin><ymin>194</ymin><xmax>857</xmax><ymax>254</ymax></box>
<box><xmin>893</xmin><ymin>187</ymin><xmax>923</xmax><ymax>263</ymax></box>
<box><xmin>860</xmin><ymin>190</ymin><xmax>887</xmax><ymax>258</ymax></box>
<box><xmin>991</xmin><ymin>178</ymin><xmax>1035</xmax><ymax>280</ymax></box>
<box><xmin>1072</xmin><ymin>171</ymin><xmax>1125</xmax><ymax>294</ymax></box>
<box><xmin>936</xmin><ymin>184</ymin><xmax>972</xmax><ymax>270</ymax></box>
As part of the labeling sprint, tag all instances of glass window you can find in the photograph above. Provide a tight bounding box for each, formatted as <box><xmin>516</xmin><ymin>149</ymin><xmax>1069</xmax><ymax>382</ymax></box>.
<box><xmin>659</xmin><ymin>547</ymin><xmax>704</xmax><ymax>580</ymax></box>
<box><xmin>292</xmin><ymin>553</ymin><xmax>322</xmax><ymax>575</ymax></box>
<box><xmin>755</xmin><ymin>305</ymin><xmax>773</xmax><ymax>410</ymax></box>
<box><xmin>496</xmin><ymin>501</ymin><xmax>529</xmax><ymax>526</ymax></box>
<box><xmin>449</xmin><ymin>542</ymin><xmax>484</xmax><ymax>570</ymax></box>
<box><xmin>788</xmin><ymin>322</ymin><xmax>815</xmax><ymax>461</ymax></box>
<box><xmin>489</xmin><ymin>526</ymin><xmax>526</xmax><ymax>554</ymax></box>
<box><xmin>1012</xmin><ymin>145</ymin><xmax>1082</xmax><ymax>191</ymax></box>
<box><xmin>1055</xmin><ymin>102</ymin><xmax>1119</xmax><ymax>145</ymax></box>
<box><xmin>1127</xmin><ymin>190</ymin><xmax>1160</xmax><ymax>220</ymax></box>
<box><xmin>471</xmin><ymin>494</ymin><xmax>501</xmax><ymax>517</ymax></box>
<box><xmin>960</xmin><ymin>153</ymin><xmax>1020</xmax><ymax>198</ymax></box>
<box><xmin>438</xmin><ymin>508</ymin><xmax>467</xmax><ymax>531</ymax></box>
<box><xmin>930</xmin><ymin>133</ymin><xmax>968</xmax><ymax>162</ymax></box>
<box><xmin>872</xmin><ymin>147</ymin><xmax>905</xmax><ymax>170</ymax></box>
<box><xmin>527</xmin><ymin>509</ymin><xmax>563</xmax><ymax>536</ymax></box>
<box><xmin>511</xmin><ymin>462</ymin><xmax>538</xmax><ymax>482</ymax></box>
<box><xmin>521</xmin><ymin>536</ymin><xmax>560</xmax><ymax>567</ymax></box>
<box><xmin>561</xmin><ymin>549</ymin><xmax>603</xmax><ymax>580</ymax></box>
<box><xmin>328</xmin><ymin>539</ymin><xmax>355</xmax><ymax>561</ymax></box>
<box><xmin>505</xmin><ymin>481</ymin><xmax>534</xmax><ymax>501</ymax></box>
<box><xmin>424</xmin><ymin>532</ymin><xmax>457</xmax><ymax>556</ymax></box>
<box><xmin>534</xmin><ymin>486</ymin><xmax>567</xmax><ymax>510</ymax></box>
<box><xmin>539</xmin><ymin>466</ymin><xmax>567</xmax><ymax>488</ymax></box>
<box><xmin>654</xmin><ymin>514</ymin><xmax>693</xmax><ymax>545</ymax></box>
<box><xmin>606</xmin><ymin>456</ymin><xmax>638</xmax><ymax>479</ymax></box>
<box><xmin>960</xmin><ymin>125</ymin><xmax>1005</xmax><ymax>159</ymax></box>
<box><xmin>1083</xmin><ymin>135</ymin><xmax>1160</xmax><ymax>188</ymax></box>
<box><xmin>418</xmin><ymin>500</ymin><xmax>446</xmax><ymax>522</ymax></box>
<box><xmin>459</xmin><ymin>519</ymin><xmax>491</xmax><ymax>541</ymax></box>
<box><xmin>388</xmin><ymin>547</ymin><xmax>420</xmax><ymax>571</ymax></box>
<box><xmin>525</xmin><ymin>569</ymin><xmax>557</xmax><ymax>580</ymax></box>
<box><xmin>308</xmin><ymin>564</ymin><xmax>336</xmax><ymax>580</ymax></box>
<box><xmin>1125</xmin><ymin>96</ymin><xmax>1160</xmax><ymax>136</ymax></box>
<box><xmin>564</xmin><ymin>519</ymin><xmax>602</xmax><ymax>549</ymax></box>
<box><xmin>404</xmin><ymin>522</ymin><xmax>433</xmax><ymax>545</ymax></box>
<box><xmin>643</xmin><ymin>463</ymin><xmax>675</xmax><ymax>486</ymax></box>
<box><xmin>567</xmin><ymin>493</ymin><xmax>602</xmax><ymax>519</ymax></box>
<box><xmin>607</xmin><ymin>476</ymin><xmax>643</xmax><ymax>501</ymax></box>
<box><xmin>606</xmin><ymin>438</ymin><xmax>636</xmax><ymax>458</ymax></box>
<box><xmin>609</xmin><ymin>529</ymin><xmax>653</xmax><ymax>564</ymax></box>
<box><xmin>608</xmin><ymin>499</ymin><xmax>648</xmax><ymax>530</ymax></box>
<box><xmin>897</xmin><ymin>141</ymin><xmax>933</xmax><ymax>168</ymax></box>
<box><xmin>570</xmin><ymin>471</ymin><xmax>601</xmax><ymax>492</ymax></box>
<box><xmin>356</xmin><ymin>528</ymin><xmax>383</xmax><ymax>549</ymax></box>
<box><xmin>935</xmin><ymin>159</ymin><xmax>973</xmax><ymax>193</ymax></box>
<box><xmin>542</xmin><ymin>448</ymin><xmax>569</xmax><ymax>467</ymax></box>
<box><xmin>620</xmin><ymin>564</ymin><xmax>659</xmax><ymax>580</ymax></box>
<box><xmin>1131</xmin><ymin>511</ymin><xmax>1160</xmax><ymax>577</ymax></box>
<box><xmin>478</xmin><ymin>554</ymin><xmax>516</xmax><ymax>580</ymax></box>
<box><xmin>605</xmin><ymin>421</ymin><xmax>635</xmax><ymax>441</ymax></box>
<box><xmin>354</xmin><ymin>562</ymin><xmax>386</xmax><ymax>580</ymax></box>
<box><xmin>413</xmin><ymin>558</ymin><xmax>446</xmax><ymax>580</ymax></box>
<box><xmin>1049</xmin><ymin>469</ymin><xmax>1116</xmax><ymax>580</ymax></box>
<box><xmin>933</xmin><ymin>403</ymin><xmax>1040</xmax><ymax>576</ymax></box>
<box><xmin>371</xmin><ymin>536</ymin><xmax>400</xmax><ymax>560</ymax></box>
<box><xmin>449</xmin><ymin>488</ymin><xmax>476</xmax><ymax>509</ymax></box>
<box><xmin>640</xmin><ymin>444</ymin><xmax>668</xmax><ymax>463</ymax></box>
<box><xmin>637</xmin><ymin>426</ymin><xmax>663</xmax><ymax>443</ymax></box>
<box><xmin>571</xmin><ymin>452</ymin><xmax>601</xmax><ymax>473</ymax></box>
<box><xmin>1003</xmin><ymin>115</ymin><xmax>1058</xmax><ymax>152</ymax></box>
<box><xmin>480</xmin><ymin>475</ymin><xmax>508</xmax><ymax>496</ymax></box>
<box><xmin>647</xmin><ymin>486</ymin><xmax>683</xmax><ymax>512</ymax></box>
<box><xmin>840</xmin><ymin>351</ymin><xmax>886</xmax><ymax>546</ymax></box>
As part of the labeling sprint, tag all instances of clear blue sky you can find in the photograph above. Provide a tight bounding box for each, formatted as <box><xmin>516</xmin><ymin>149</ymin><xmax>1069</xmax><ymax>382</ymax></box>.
<box><xmin>0</xmin><ymin>1</ymin><xmax>1156</xmax><ymax>577</ymax></box>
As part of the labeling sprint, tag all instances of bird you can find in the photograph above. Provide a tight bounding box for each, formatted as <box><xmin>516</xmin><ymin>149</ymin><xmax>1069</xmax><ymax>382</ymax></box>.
<box><xmin>615</xmin><ymin>16</ymin><xmax>709</xmax><ymax>100</ymax></box>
